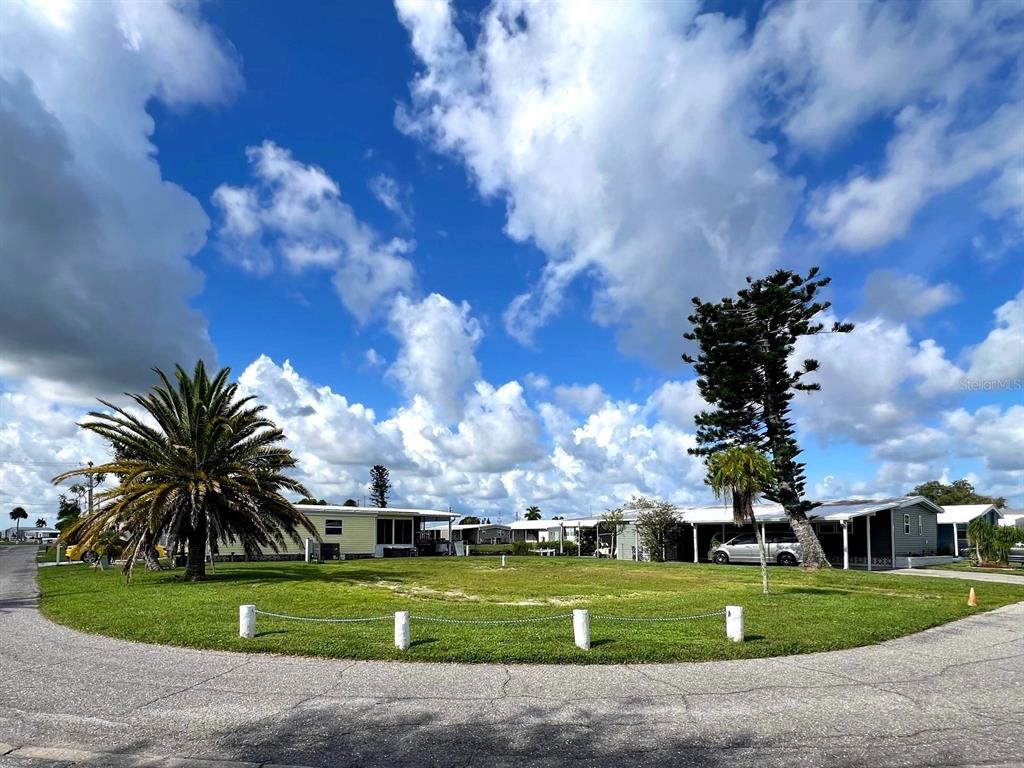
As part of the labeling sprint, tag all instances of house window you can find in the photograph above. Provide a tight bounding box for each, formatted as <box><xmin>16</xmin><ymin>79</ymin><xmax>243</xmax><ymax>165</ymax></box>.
<box><xmin>917</xmin><ymin>515</ymin><xmax>922</xmax><ymax>535</ymax></box>
<box><xmin>817</xmin><ymin>522</ymin><xmax>838</xmax><ymax>534</ymax></box>
<box><xmin>377</xmin><ymin>518</ymin><xmax>414</xmax><ymax>545</ymax></box>
<box><xmin>904</xmin><ymin>513</ymin><xmax>911</xmax><ymax>535</ymax></box>
<box><xmin>325</xmin><ymin>519</ymin><xmax>343</xmax><ymax>536</ymax></box>
<box><xmin>395</xmin><ymin>519</ymin><xmax>412</xmax><ymax>544</ymax></box>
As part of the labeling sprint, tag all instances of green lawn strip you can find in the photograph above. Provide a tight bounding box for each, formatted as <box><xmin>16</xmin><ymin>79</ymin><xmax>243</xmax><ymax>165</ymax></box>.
<box><xmin>37</xmin><ymin>558</ymin><xmax>1024</xmax><ymax>664</ymax></box>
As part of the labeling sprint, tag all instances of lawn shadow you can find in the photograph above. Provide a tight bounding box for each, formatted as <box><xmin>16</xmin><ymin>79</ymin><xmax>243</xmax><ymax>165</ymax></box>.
<box><xmin>409</xmin><ymin>638</ymin><xmax>437</xmax><ymax>648</ymax></box>
<box><xmin>188</xmin><ymin>568</ymin><xmax>321</xmax><ymax>586</ymax></box>
<box><xmin>255</xmin><ymin>630</ymin><xmax>289</xmax><ymax>638</ymax></box>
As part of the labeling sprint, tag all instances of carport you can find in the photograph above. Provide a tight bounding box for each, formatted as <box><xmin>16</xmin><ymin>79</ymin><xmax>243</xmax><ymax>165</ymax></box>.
<box><xmin>677</xmin><ymin>497</ymin><xmax>946</xmax><ymax>570</ymax></box>
<box><xmin>936</xmin><ymin>504</ymin><xmax>1000</xmax><ymax>556</ymax></box>
<box><xmin>678</xmin><ymin>504</ymin><xmax>791</xmax><ymax>565</ymax></box>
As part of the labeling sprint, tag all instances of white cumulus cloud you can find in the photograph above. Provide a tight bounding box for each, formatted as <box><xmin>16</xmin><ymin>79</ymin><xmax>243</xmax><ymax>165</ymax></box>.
<box><xmin>395</xmin><ymin>0</ymin><xmax>799</xmax><ymax>363</ymax></box>
<box><xmin>213</xmin><ymin>141</ymin><xmax>416</xmax><ymax>323</ymax></box>
<box><xmin>0</xmin><ymin>0</ymin><xmax>240</xmax><ymax>398</ymax></box>
<box><xmin>966</xmin><ymin>289</ymin><xmax>1024</xmax><ymax>384</ymax></box>
<box><xmin>387</xmin><ymin>293</ymin><xmax>484</xmax><ymax>422</ymax></box>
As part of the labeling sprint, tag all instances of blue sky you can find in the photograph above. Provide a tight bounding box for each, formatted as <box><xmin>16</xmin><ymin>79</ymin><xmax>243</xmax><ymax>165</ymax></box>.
<box><xmin>0</xmin><ymin>0</ymin><xmax>1021</xmax><ymax>522</ymax></box>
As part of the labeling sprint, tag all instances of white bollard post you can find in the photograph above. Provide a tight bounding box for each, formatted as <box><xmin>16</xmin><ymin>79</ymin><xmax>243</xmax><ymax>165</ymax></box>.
<box><xmin>573</xmin><ymin>609</ymin><xmax>591</xmax><ymax>650</ymax></box>
<box><xmin>239</xmin><ymin>604</ymin><xmax>256</xmax><ymax>639</ymax></box>
<box><xmin>395</xmin><ymin>611</ymin><xmax>410</xmax><ymax>650</ymax></box>
<box><xmin>725</xmin><ymin>605</ymin><xmax>744</xmax><ymax>642</ymax></box>
<box><xmin>56</xmin><ymin>544</ymin><xmax>62</xmax><ymax>565</ymax></box>
<box><xmin>304</xmin><ymin>538</ymin><xmax>312</xmax><ymax>563</ymax></box>
<box><xmin>501</xmin><ymin>554</ymin><xmax>507</xmax><ymax>568</ymax></box>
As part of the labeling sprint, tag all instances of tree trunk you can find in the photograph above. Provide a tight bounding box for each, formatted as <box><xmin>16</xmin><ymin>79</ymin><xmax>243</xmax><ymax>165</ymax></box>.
<box><xmin>788</xmin><ymin>511</ymin><xmax>831</xmax><ymax>569</ymax></box>
<box><xmin>753</xmin><ymin>521</ymin><xmax>769</xmax><ymax>594</ymax></box>
<box><xmin>143</xmin><ymin>545</ymin><xmax>162</xmax><ymax>571</ymax></box>
<box><xmin>184</xmin><ymin>515</ymin><xmax>207</xmax><ymax>581</ymax></box>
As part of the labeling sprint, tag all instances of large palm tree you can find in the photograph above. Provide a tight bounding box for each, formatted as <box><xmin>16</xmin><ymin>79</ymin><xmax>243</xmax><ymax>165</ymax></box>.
<box><xmin>9</xmin><ymin>507</ymin><xmax>28</xmax><ymax>537</ymax></box>
<box><xmin>524</xmin><ymin>506</ymin><xmax>542</xmax><ymax>521</ymax></box>
<box><xmin>706</xmin><ymin>446</ymin><xmax>775</xmax><ymax>595</ymax></box>
<box><xmin>54</xmin><ymin>362</ymin><xmax>318</xmax><ymax>581</ymax></box>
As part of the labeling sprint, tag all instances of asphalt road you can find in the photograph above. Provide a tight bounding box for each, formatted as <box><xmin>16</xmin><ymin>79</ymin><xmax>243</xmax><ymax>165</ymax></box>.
<box><xmin>890</xmin><ymin>568</ymin><xmax>1024</xmax><ymax>585</ymax></box>
<box><xmin>1</xmin><ymin>545</ymin><xmax>1022</xmax><ymax>768</ymax></box>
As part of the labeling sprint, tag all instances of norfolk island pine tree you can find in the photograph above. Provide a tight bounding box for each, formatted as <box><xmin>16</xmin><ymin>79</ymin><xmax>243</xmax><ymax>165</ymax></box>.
<box><xmin>684</xmin><ymin>268</ymin><xmax>854</xmax><ymax>568</ymax></box>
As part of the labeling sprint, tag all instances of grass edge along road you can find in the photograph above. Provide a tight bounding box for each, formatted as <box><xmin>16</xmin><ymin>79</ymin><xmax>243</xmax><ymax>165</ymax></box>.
<box><xmin>37</xmin><ymin>557</ymin><xmax>1024</xmax><ymax>664</ymax></box>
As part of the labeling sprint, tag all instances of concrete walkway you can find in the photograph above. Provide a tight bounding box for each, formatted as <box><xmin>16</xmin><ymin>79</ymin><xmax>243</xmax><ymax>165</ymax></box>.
<box><xmin>891</xmin><ymin>567</ymin><xmax>1024</xmax><ymax>585</ymax></box>
<box><xmin>1</xmin><ymin>546</ymin><xmax>1022</xmax><ymax>767</ymax></box>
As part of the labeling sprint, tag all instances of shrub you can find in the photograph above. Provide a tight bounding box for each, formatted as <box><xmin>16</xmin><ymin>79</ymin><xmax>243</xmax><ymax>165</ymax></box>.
<box><xmin>967</xmin><ymin>519</ymin><xmax>1022</xmax><ymax>565</ymax></box>
<box><xmin>469</xmin><ymin>540</ymin><xmax>581</xmax><ymax>556</ymax></box>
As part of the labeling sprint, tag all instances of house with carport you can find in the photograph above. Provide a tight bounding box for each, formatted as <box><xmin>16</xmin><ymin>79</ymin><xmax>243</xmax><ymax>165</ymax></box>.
<box><xmin>680</xmin><ymin>496</ymin><xmax>947</xmax><ymax>569</ymax></box>
<box><xmin>936</xmin><ymin>504</ymin><xmax>1002</xmax><ymax>556</ymax></box>
<box><xmin>424</xmin><ymin>522</ymin><xmax>511</xmax><ymax>546</ymax></box>
<box><xmin>605</xmin><ymin>496</ymin><xmax>947</xmax><ymax>569</ymax></box>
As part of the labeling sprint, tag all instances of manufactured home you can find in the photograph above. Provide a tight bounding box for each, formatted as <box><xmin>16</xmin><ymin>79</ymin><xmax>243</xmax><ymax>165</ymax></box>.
<box><xmin>936</xmin><ymin>504</ymin><xmax>1001</xmax><ymax>556</ymax></box>
<box><xmin>507</xmin><ymin>519</ymin><xmax>564</xmax><ymax>543</ymax></box>
<box><xmin>425</xmin><ymin>522</ymin><xmax>512</xmax><ymax>545</ymax></box>
<box><xmin>587</xmin><ymin>496</ymin><xmax>948</xmax><ymax>569</ymax></box>
<box><xmin>215</xmin><ymin>505</ymin><xmax>457</xmax><ymax>561</ymax></box>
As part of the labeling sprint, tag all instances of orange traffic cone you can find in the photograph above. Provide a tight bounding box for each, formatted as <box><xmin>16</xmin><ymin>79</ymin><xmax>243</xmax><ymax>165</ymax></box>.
<box><xmin>968</xmin><ymin>587</ymin><xmax>977</xmax><ymax>607</ymax></box>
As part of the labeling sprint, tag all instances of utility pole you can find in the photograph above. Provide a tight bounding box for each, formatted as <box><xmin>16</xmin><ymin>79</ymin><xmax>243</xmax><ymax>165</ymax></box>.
<box><xmin>87</xmin><ymin>461</ymin><xmax>94</xmax><ymax>517</ymax></box>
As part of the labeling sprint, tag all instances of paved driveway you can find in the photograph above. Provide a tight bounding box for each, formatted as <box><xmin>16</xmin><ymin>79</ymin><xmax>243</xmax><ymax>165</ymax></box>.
<box><xmin>891</xmin><ymin>567</ymin><xmax>1024</xmax><ymax>585</ymax></box>
<box><xmin>1</xmin><ymin>545</ymin><xmax>1022</xmax><ymax>768</ymax></box>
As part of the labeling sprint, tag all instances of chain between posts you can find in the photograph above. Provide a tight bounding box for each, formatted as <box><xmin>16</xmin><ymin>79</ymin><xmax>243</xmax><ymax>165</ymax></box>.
<box><xmin>591</xmin><ymin>610</ymin><xmax>726</xmax><ymax>623</ymax></box>
<box><xmin>254</xmin><ymin>609</ymin><xmax>392</xmax><ymax>623</ymax></box>
<box><xmin>253</xmin><ymin>609</ymin><xmax>726</xmax><ymax>625</ymax></box>
<box><xmin>409</xmin><ymin>614</ymin><xmax>573</xmax><ymax>625</ymax></box>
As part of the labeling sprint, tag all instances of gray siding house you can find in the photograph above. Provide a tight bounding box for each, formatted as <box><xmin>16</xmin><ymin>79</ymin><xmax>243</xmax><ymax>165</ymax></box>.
<box><xmin>620</xmin><ymin>496</ymin><xmax>947</xmax><ymax>569</ymax></box>
<box><xmin>936</xmin><ymin>504</ymin><xmax>1001</xmax><ymax>556</ymax></box>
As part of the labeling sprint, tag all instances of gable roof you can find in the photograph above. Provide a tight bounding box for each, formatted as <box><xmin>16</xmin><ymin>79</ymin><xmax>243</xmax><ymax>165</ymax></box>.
<box><xmin>936</xmin><ymin>504</ymin><xmax>999</xmax><ymax>525</ymax></box>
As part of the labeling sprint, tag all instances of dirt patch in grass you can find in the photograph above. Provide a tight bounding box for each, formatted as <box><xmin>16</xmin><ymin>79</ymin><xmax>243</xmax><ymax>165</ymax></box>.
<box><xmin>496</xmin><ymin>595</ymin><xmax>592</xmax><ymax>607</ymax></box>
<box><xmin>373</xmin><ymin>579</ymin><xmax>482</xmax><ymax>602</ymax></box>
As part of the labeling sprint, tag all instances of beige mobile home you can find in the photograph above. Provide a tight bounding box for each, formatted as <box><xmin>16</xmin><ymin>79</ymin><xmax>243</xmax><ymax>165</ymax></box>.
<box><xmin>215</xmin><ymin>505</ymin><xmax>457</xmax><ymax>561</ymax></box>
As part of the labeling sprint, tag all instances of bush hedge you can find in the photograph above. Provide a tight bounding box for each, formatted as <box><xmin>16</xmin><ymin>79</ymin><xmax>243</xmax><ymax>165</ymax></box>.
<box><xmin>471</xmin><ymin>540</ymin><xmax>580</xmax><ymax>556</ymax></box>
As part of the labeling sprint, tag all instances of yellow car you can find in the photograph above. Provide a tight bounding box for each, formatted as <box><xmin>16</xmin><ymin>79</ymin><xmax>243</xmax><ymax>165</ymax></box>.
<box><xmin>63</xmin><ymin>543</ymin><xmax>166</xmax><ymax>563</ymax></box>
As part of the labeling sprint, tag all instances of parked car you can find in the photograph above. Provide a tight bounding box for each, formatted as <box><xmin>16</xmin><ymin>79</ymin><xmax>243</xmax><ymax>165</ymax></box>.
<box><xmin>64</xmin><ymin>542</ymin><xmax>166</xmax><ymax>564</ymax></box>
<box><xmin>1010</xmin><ymin>542</ymin><xmax>1024</xmax><ymax>566</ymax></box>
<box><xmin>711</xmin><ymin>532</ymin><xmax>802</xmax><ymax>566</ymax></box>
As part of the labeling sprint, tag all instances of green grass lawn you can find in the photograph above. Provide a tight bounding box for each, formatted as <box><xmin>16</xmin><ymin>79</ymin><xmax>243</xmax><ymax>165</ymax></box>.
<box><xmin>37</xmin><ymin>558</ymin><xmax>1024</xmax><ymax>664</ymax></box>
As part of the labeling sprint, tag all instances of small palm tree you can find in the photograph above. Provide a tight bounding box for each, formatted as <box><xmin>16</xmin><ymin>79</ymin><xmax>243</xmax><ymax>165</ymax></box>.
<box><xmin>54</xmin><ymin>362</ymin><xmax>318</xmax><ymax>581</ymax></box>
<box><xmin>706</xmin><ymin>446</ymin><xmax>775</xmax><ymax>595</ymax></box>
<box><xmin>35</xmin><ymin>518</ymin><xmax>47</xmax><ymax>528</ymax></box>
<box><xmin>9</xmin><ymin>507</ymin><xmax>28</xmax><ymax>537</ymax></box>
<box><xmin>524</xmin><ymin>506</ymin><xmax>542</xmax><ymax>521</ymax></box>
